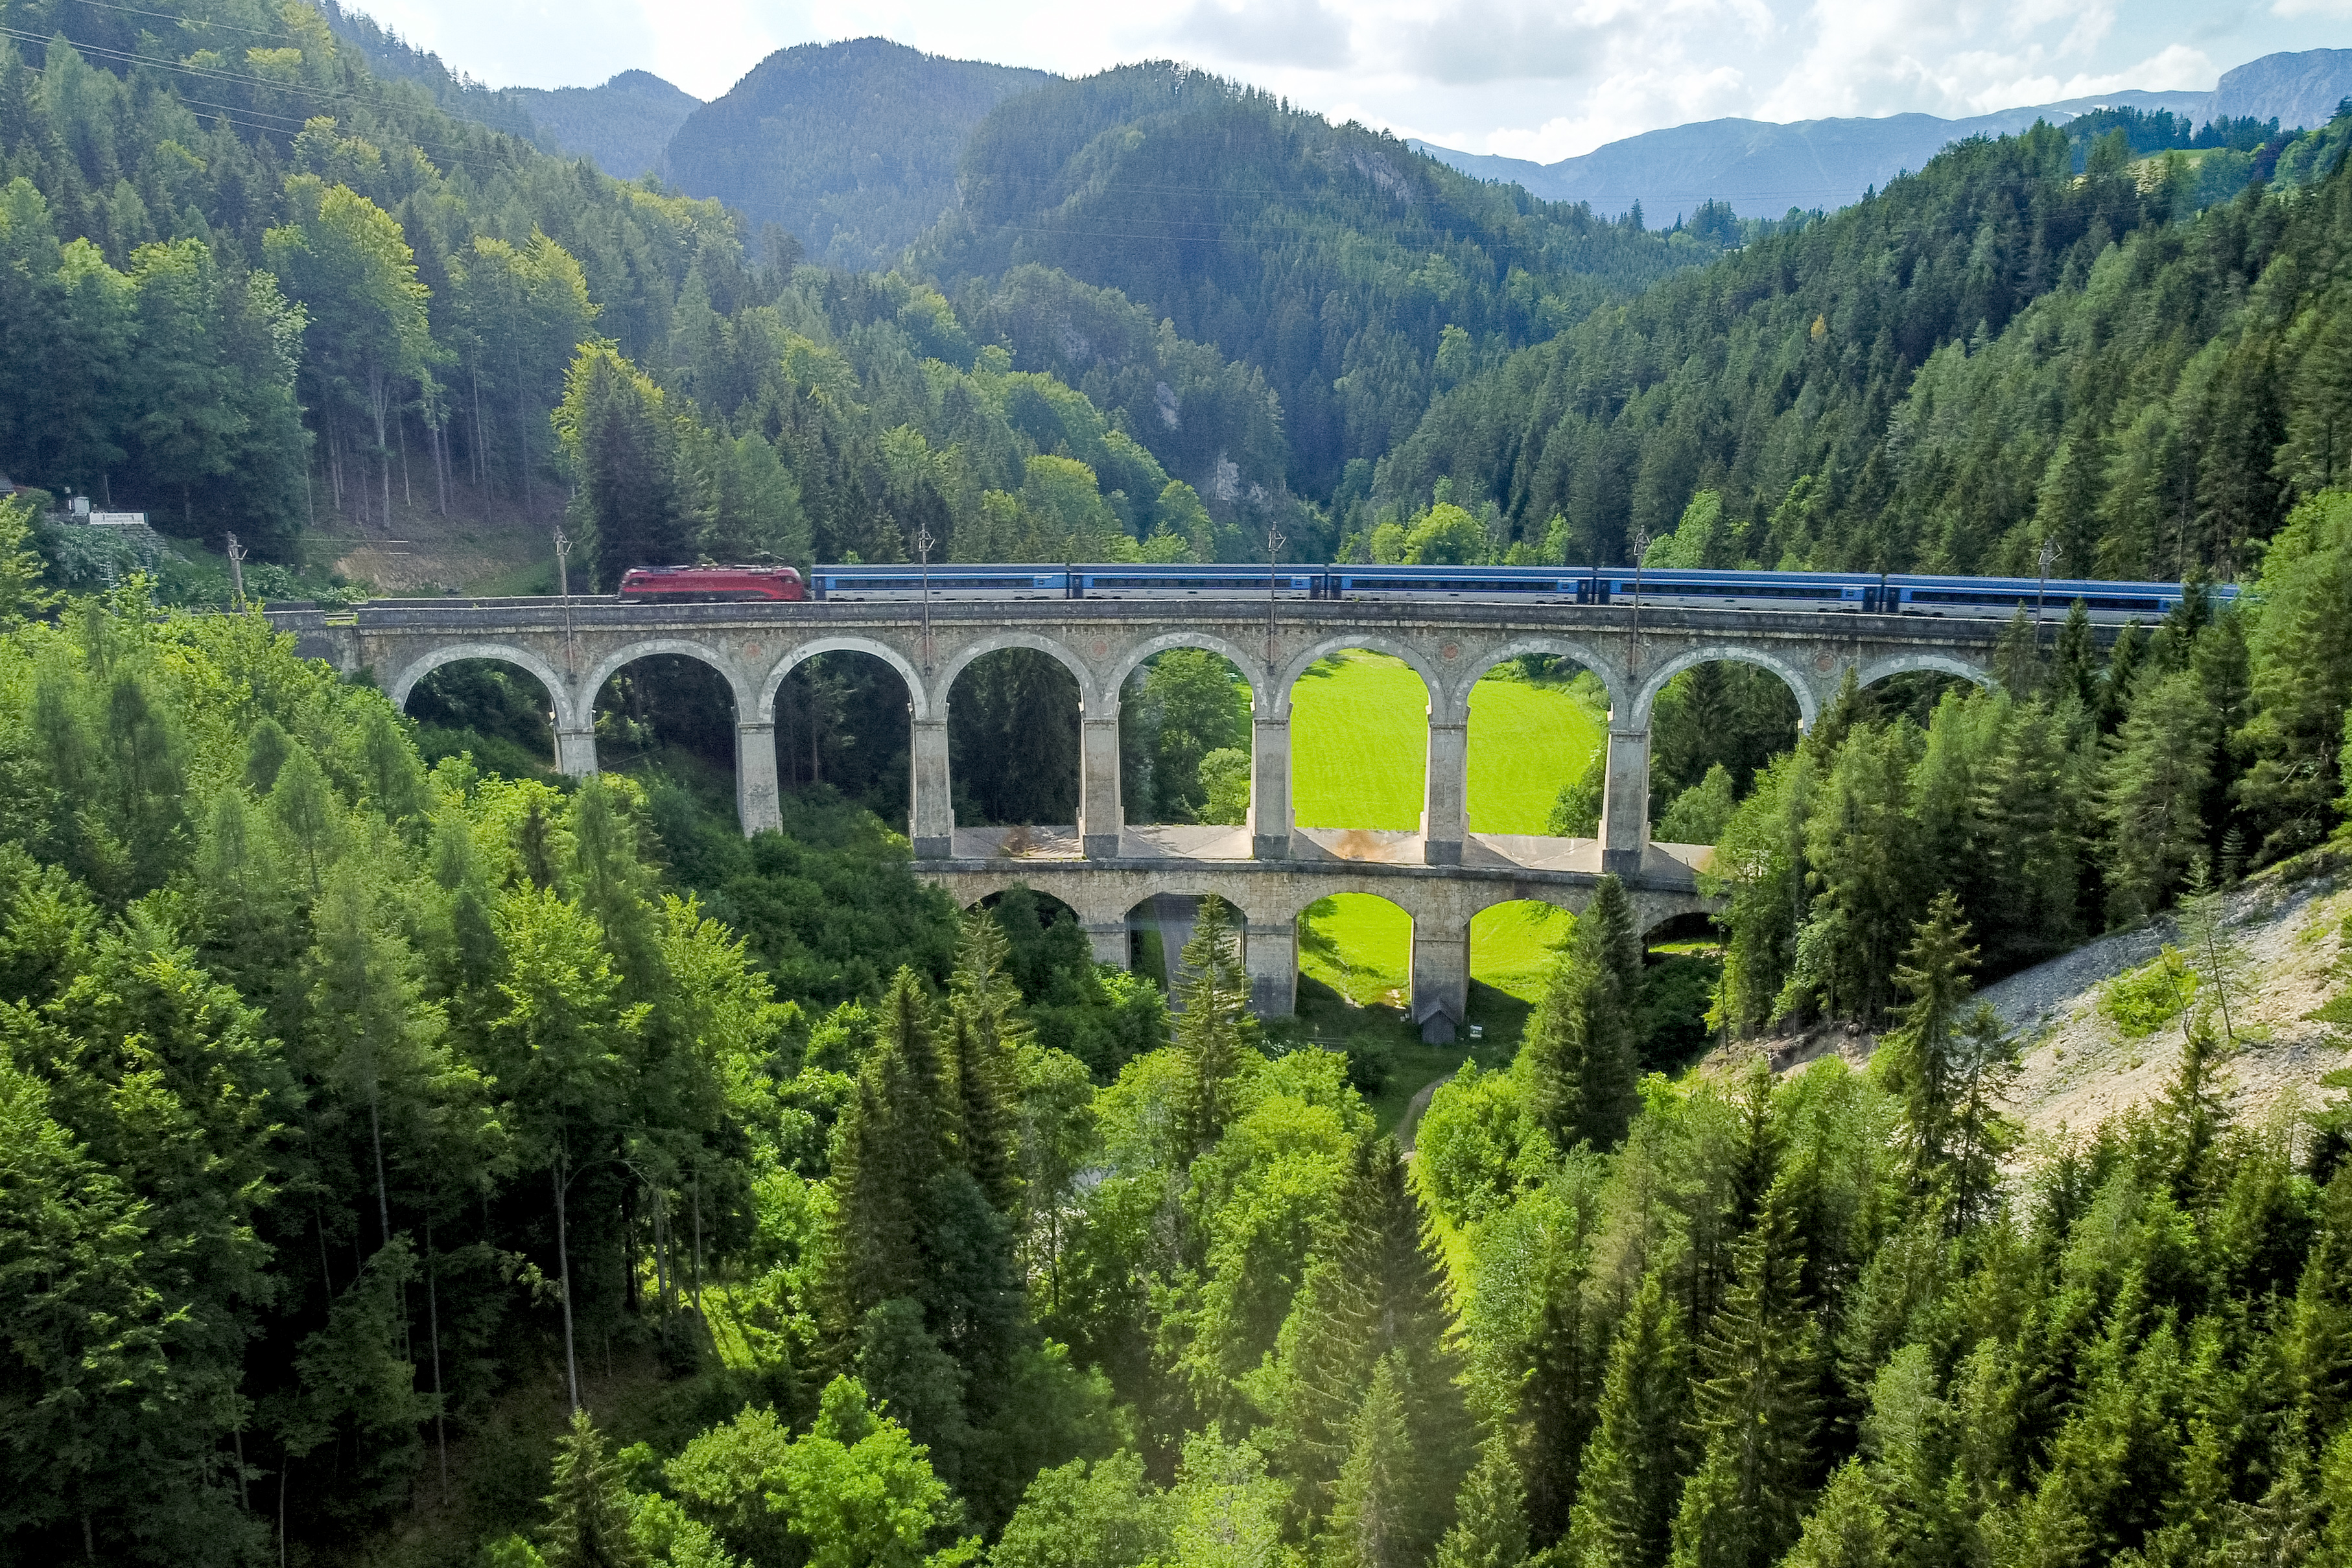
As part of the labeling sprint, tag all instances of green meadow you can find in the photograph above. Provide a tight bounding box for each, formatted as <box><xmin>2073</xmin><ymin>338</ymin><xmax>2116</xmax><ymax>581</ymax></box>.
<box><xmin>1289</xmin><ymin>651</ymin><xmax>1606</xmax><ymax>834</ymax></box>
<box><xmin>1289</xmin><ymin>649</ymin><xmax>1599</xmax><ymax>1012</ymax></box>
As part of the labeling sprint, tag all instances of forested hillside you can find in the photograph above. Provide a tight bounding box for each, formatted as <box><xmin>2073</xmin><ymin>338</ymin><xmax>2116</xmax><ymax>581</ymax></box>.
<box><xmin>0</xmin><ymin>0</ymin><xmax>1319</xmax><ymax>577</ymax></box>
<box><xmin>916</xmin><ymin>63</ymin><xmax>1735</xmax><ymax>503</ymax></box>
<box><xmin>514</xmin><ymin>71</ymin><xmax>701</xmax><ymax>183</ymax></box>
<box><xmin>1379</xmin><ymin>115</ymin><xmax>2352</xmax><ymax>578</ymax></box>
<box><xmin>660</xmin><ymin>39</ymin><xmax>1050</xmax><ymax>273</ymax></box>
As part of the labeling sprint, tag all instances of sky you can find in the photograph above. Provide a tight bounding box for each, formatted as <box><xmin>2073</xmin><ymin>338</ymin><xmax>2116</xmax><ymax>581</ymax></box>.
<box><xmin>357</xmin><ymin>0</ymin><xmax>2351</xmax><ymax>163</ymax></box>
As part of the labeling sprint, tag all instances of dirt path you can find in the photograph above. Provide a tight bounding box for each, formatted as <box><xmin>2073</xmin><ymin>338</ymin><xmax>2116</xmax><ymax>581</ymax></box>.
<box><xmin>1397</xmin><ymin>1075</ymin><xmax>1452</xmax><ymax>1154</ymax></box>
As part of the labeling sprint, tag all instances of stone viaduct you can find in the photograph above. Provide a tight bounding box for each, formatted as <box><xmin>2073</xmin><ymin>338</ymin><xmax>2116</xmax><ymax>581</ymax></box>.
<box><xmin>266</xmin><ymin>595</ymin><xmax>2005</xmax><ymax>1038</ymax></box>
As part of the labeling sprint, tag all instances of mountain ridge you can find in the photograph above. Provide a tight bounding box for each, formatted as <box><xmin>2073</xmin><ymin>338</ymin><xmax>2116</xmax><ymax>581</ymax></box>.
<box><xmin>1412</xmin><ymin>48</ymin><xmax>2352</xmax><ymax>219</ymax></box>
<box><xmin>510</xmin><ymin>69</ymin><xmax>702</xmax><ymax>180</ymax></box>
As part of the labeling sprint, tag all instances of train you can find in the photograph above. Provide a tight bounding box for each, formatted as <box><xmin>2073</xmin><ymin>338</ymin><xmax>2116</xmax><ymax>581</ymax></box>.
<box><xmin>618</xmin><ymin>565</ymin><xmax>807</xmax><ymax>602</ymax></box>
<box><xmin>616</xmin><ymin>561</ymin><xmax>2232</xmax><ymax>622</ymax></box>
<box><xmin>797</xmin><ymin>563</ymin><xmax>2237</xmax><ymax>622</ymax></box>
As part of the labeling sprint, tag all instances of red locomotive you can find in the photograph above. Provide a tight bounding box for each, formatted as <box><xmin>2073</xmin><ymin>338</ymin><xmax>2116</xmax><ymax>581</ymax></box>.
<box><xmin>616</xmin><ymin>565</ymin><xmax>806</xmax><ymax>602</ymax></box>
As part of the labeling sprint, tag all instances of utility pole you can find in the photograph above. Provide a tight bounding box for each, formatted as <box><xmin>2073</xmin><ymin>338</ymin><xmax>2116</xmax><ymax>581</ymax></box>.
<box><xmin>913</xmin><ymin>520</ymin><xmax>935</xmax><ymax>674</ymax></box>
<box><xmin>1265</xmin><ymin>517</ymin><xmax>1285</xmax><ymax>683</ymax></box>
<box><xmin>1629</xmin><ymin>527</ymin><xmax>1651</xmax><ymax>680</ymax></box>
<box><xmin>224</xmin><ymin>531</ymin><xmax>247</xmax><ymax>611</ymax></box>
<box><xmin>554</xmin><ymin>525</ymin><xmax>576</xmax><ymax>673</ymax></box>
<box><xmin>2034</xmin><ymin>536</ymin><xmax>2060</xmax><ymax>633</ymax></box>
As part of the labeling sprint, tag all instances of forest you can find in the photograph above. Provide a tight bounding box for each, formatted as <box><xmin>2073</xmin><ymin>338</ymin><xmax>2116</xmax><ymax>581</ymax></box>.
<box><xmin>3</xmin><ymin>476</ymin><xmax>2352</xmax><ymax>1568</ymax></box>
<box><xmin>13</xmin><ymin>3</ymin><xmax>2352</xmax><ymax>1564</ymax></box>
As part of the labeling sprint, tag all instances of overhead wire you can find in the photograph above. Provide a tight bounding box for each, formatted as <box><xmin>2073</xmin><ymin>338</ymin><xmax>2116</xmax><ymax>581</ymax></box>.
<box><xmin>0</xmin><ymin>20</ymin><xmax>552</xmax><ymax>178</ymax></box>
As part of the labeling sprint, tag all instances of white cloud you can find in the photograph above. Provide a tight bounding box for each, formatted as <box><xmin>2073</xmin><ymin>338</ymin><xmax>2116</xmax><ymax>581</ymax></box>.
<box><xmin>357</xmin><ymin>0</ymin><xmax>2330</xmax><ymax>167</ymax></box>
<box><xmin>1174</xmin><ymin>0</ymin><xmax>1354</xmax><ymax>69</ymax></box>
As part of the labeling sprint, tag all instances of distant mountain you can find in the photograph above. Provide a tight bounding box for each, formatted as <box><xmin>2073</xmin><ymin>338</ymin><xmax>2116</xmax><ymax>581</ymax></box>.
<box><xmin>510</xmin><ymin>71</ymin><xmax>701</xmax><ymax>180</ymax></box>
<box><xmin>2214</xmin><ymin>47</ymin><xmax>2352</xmax><ymax>130</ymax></box>
<box><xmin>659</xmin><ymin>38</ymin><xmax>1052</xmax><ymax>270</ymax></box>
<box><xmin>1415</xmin><ymin>48</ymin><xmax>2352</xmax><ymax>220</ymax></box>
<box><xmin>1413</xmin><ymin>91</ymin><xmax>2209</xmax><ymax>221</ymax></box>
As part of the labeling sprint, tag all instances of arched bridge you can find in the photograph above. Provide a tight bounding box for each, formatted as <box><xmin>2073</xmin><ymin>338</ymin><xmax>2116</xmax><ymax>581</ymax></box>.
<box><xmin>266</xmin><ymin>595</ymin><xmax>2010</xmax><ymax>1038</ymax></box>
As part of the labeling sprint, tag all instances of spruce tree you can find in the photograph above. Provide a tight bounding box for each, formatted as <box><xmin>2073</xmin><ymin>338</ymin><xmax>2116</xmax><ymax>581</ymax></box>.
<box><xmin>1273</xmin><ymin>1131</ymin><xmax>1471</xmax><ymax>1535</ymax></box>
<box><xmin>1437</xmin><ymin>1434</ymin><xmax>1528</xmax><ymax>1568</ymax></box>
<box><xmin>566</xmin><ymin>782</ymin><xmax>664</xmax><ymax>999</ymax></box>
<box><xmin>1945</xmin><ymin>1004</ymin><xmax>2021</xmax><ymax>1233</ymax></box>
<box><xmin>1171</xmin><ymin>895</ymin><xmax>1257</xmax><ymax>1162</ymax></box>
<box><xmin>1881</xmin><ymin>891</ymin><xmax>1979</xmax><ymax>1199</ymax></box>
<box><xmin>1780</xmin><ymin>1460</ymin><xmax>1890</xmax><ymax>1568</ymax></box>
<box><xmin>1519</xmin><ymin>875</ymin><xmax>1643</xmax><ymax>1153</ymax></box>
<box><xmin>2100</xmin><ymin>670</ymin><xmax>2216</xmax><ymax>926</ymax></box>
<box><xmin>944</xmin><ymin>909</ymin><xmax>1026</xmax><ymax>1211</ymax></box>
<box><xmin>825</xmin><ymin>968</ymin><xmax>950</xmax><ymax>1332</ymax></box>
<box><xmin>2051</xmin><ymin>600</ymin><xmax>2097</xmax><ymax>714</ymax></box>
<box><xmin>2100</xmin><ymin>621</ymin><xmax>2145</xmax><ymax>731</ymax></box>
<box><xmin>1992</xmin><ymin>605</ymin><xmax>2043</xmax><ymax>697</ymax></box>
<box><xmin>539</xmin><ymin>1409</ymin><xmax>647</xmax><ymax>1568</ymax></box>
<box><xmin>1568</xmin><ymin>1272</ymin><xmax>1691</xmax><ymax>1568</ymax></box>
<box><xmin>1323</xmin><ymin>1355</ymin><xmax>1424</xmax><ymax>1568</ymax></box>
<box><xmin>2291</xmin><ymin>1165</ymin><xmax>2352</xmax><ymax>1437</ymax></box>
<box><xmin>1667</xmin><ymin>1199</ymin><xmax>1820</xmax><ymax>1568</ymax></box>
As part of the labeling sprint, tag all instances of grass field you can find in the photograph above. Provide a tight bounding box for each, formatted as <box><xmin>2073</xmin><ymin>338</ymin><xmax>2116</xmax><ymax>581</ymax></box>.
<box><xmin>1289</xmin><ymin>652</ymin><xmax>1605</xmax><ymax>833</ymax></box>
<box><xmin>1289</xmin><ymin>653</ymin><xmax>1430</xmax><ymax>828</ymax></box>
<box><xmin>1465</xmin><ymin>673</ymin><xmax>1606</xmax><ymax>832</ymax></box>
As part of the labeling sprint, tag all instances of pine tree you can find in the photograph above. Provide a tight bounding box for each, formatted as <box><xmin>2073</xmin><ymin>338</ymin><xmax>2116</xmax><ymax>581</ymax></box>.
<box><xmin>1436</xmin><ymin>1434</ymin><xmax>1527</xmax><ymax>1568</ymax></box>
<box><xmin>1568</xmin><ymin>1272</ymin><xmax>1693</xmax><ymax>1568</ymax></box>
<box><xmin>2100</xmin><ymin>670</ymin><xmax>2216</xmax><ymax>926</ymax></box>
<box><xmin>1519</xmin><ymin>875</ymin><xmax>1642</xmax><ymax>1153</ymax></box>
<box><xmin>1667</xmin><ymin>1198</ymin><xmax>1820</xmax><ymax>1568</ymax></box>
<box><xmin>1881</xmin><ymin>891</ymin><xmax>1979</xmax><ymax>1199</ymax></box>
<box><xmin>539</xmin><ymin>1410</ymin><xmax>648</xmax><ymax>1568</ymax></box>
<box><xmin>1323</xmin><ymin>1355</ymin><xmax>1422</xmax><ymax>1568</ymax></box>
<box><xmin>1171</xmin><ymin>895</ymin><xmax>1258</xmax><ymax>1162</ymax></box>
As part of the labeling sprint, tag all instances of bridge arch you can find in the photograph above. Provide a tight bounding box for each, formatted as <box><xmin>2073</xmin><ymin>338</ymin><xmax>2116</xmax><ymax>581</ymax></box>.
<box><xmin>1630</xmin><ymin>644</ymin><xmax>1820</xmax><ymax>731</ymax></box>
<box><xmin>1103</xmin><ymin>630</ymin><xmax>1271</xmax><ymax>715</ymax></box>
<box><xmin>932</xmin><ymin>630</ymin><xmax>1100</xmax><ymax>714</ymax></box>
<box><xmin>757</xmin><ymin>636</ymin><xmax>929</xmax><ymax>723</ymax></box>
<box><xmin>581</xmin><ymin>637</ymin><xmax>760</xmax><ymax>720</ymax></box>
<box><xmin>387</xmin><ymin>642</ymin><xmax>580</xmax><ymax>731</ymax></box>
<box><xmin>1854</xmin><ymin>650</ymin><xmax>1998</xmax><ymax>695</ymax></box>
<box><xmin>1275</xmin><ymin>633</ymin><xmax>1445</xmax><ymax>721</ymax></box>
<box><xmin>1444</xmin><ymin>636</ymin><xmax>1627</xmax><ymax>722</ymax></box>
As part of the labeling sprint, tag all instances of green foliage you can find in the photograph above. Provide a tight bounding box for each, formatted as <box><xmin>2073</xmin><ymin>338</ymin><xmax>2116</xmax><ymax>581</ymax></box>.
<box><xmin>670</xmin><ymin>1377</ymin><xmax>977</xmax><ymax>1568</ymax></box>
<box><xmin>1381</xmin><ymin>108</ymin><xmax>2352</xmax><ymax>576</ymax></box>
<box><xmin>661</xmin><ymin>40</ymin><xmax>1048</xmax><ymax>272</ymax></box>
<box><xmin>1120</xmin><ymin>649</ymin><xmax>1251</xmax><ymax>825</ymax></box>
<box><xmin>1518</xmin><ymin>875</ymin><xmax>1642</xmax><ymax>1154</ymax></box>
<box><xmin>2102</xmin><ymin>951</ymin><xmax>2199</xmax><ymax>1037</ymax></box>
